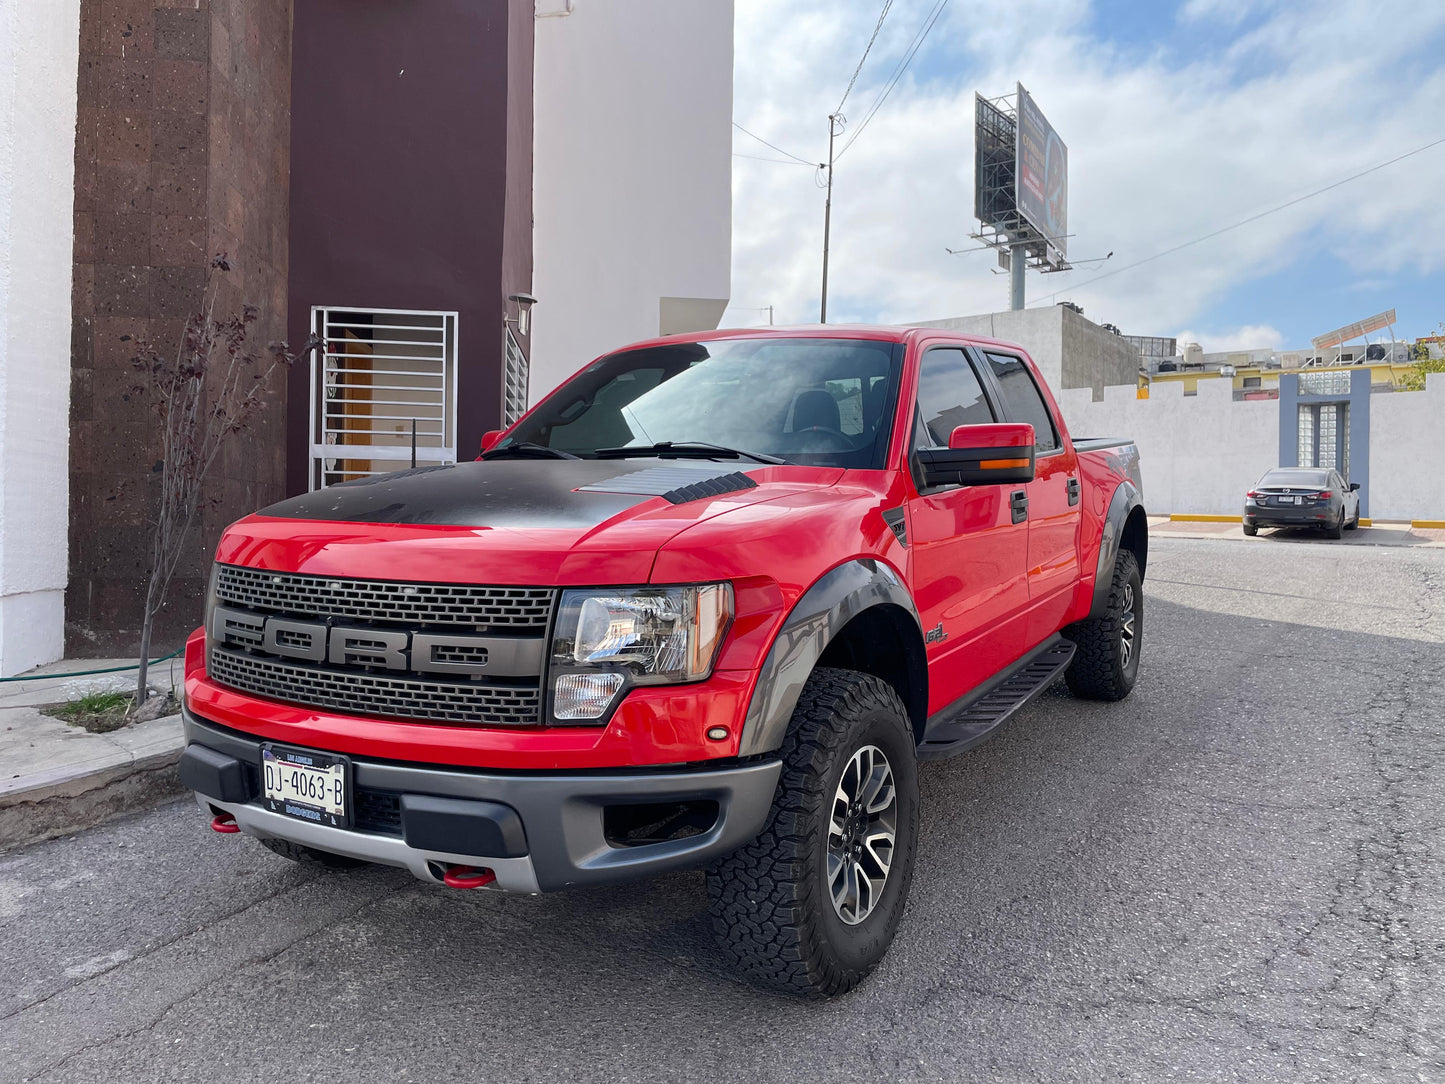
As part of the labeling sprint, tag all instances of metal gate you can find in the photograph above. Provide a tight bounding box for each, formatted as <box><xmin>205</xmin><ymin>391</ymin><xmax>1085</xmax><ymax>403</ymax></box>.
<box><xmin>309</xmin><ymin>307</ymin><xmax>458</xmax><ymax>489</ymax></box>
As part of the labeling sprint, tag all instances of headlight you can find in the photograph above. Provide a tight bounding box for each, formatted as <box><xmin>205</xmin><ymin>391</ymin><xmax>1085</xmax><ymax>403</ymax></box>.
<box><xmin>549</xmin><ymin>584</ymin><xmax>734</xmax><ymax>721</ymax></box>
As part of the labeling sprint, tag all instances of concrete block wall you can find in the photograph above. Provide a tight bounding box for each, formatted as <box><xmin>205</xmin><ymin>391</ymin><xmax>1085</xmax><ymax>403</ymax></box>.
<box><xmin>0</xmin><ymin>0</ymin><xmax>82</xmax><ymax>676</ymax></box>
<box><xmin>1057</xmin><ymin>379</ymin><xmax>1280</xmax><ymax>516</ymax></box>
<box><xmin>1367</xmin><ymin>373</ymin><xmax>1445</xmax><ymax>521</ymax></box>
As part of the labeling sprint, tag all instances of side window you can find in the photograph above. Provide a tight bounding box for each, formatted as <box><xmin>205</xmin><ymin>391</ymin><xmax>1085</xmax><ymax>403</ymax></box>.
<box><xmin>983</xmin><ymin>351</ymin><xmax>1060</xmax><ymax>453</ymax></box>
<box><xmin>914</xmin><ymin>348</ymin><xmax>995</xmax><ymax>449</ymax></box>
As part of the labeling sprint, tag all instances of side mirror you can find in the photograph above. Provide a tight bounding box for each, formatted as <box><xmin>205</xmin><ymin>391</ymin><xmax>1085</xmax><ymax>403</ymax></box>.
<box><xmin>916</xmin><ymin>423</ymin><xmax>1036</xmax><ymax>488</ymax></box>
<box><xmin>1349</xmin><ymin>482</ymin><xmax>1361</xmax><ymax>491</ymax></box>
<box><xmin>480</xmin><ymin>429</ymin><xmax>504</xmax><ymax>454</ymax></box>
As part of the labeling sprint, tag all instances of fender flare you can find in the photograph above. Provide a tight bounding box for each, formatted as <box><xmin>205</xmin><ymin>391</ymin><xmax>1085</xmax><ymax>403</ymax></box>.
<box><xmin>737</xmin><ymin>559</ymin><xmax>923</xmax><ymax>757</ymax></box>
<box><xmin>1090</xmin><ymin>480</ymin><xmax>1146</xmax><ymax>618</ymax></box>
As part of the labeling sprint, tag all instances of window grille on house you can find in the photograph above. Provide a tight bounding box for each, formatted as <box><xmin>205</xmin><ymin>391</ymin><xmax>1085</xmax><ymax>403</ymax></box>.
<box><xmin>503</xmin><ymin>328</ymin><xmax>529</xmax><ymax>425</ymax></box>
<box><xmin>309</xmin><ymin>307</ymin><xmax>458</xmax><ymax>490</ymax></box>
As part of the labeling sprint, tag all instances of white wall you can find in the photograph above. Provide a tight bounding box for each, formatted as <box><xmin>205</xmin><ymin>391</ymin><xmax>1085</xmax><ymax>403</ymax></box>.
<box><xmin>530</xmin><ymin>0</ymin><xmax>733</xmax><ymax>402</ymax></box>
<box><xmin>0</xmin><ymin>0</ymin><xmax>79</xmax><ymax>676</ymax></box>
<box><xmin>1367</xmin><ymin>373</ymin><xmax>1445</xmax><ymax>521</ymax></box>
<box><xmin>1057</xmin><ymin>379</ymin><xmax>1280</xmax><ymax>516</ymax></box>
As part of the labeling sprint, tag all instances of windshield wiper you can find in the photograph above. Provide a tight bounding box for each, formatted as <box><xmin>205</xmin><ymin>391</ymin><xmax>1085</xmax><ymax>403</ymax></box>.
<box><xmin>594</xmin><ymin>441</ymin><xmax>785</xmax><ymax>465</ymax></box>
<box><xmin>480</xmin><ymin>442</ymin><xmax>579</xmax><ymax>461</ymax></box>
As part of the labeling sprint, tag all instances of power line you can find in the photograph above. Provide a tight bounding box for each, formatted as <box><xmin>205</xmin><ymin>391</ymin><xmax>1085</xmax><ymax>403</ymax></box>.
<box><xmin>836</xmin><ymin>0</ymin><xmax>894</xmax><ymax>114</ymax></box>
<box><xmin>1029</xmin><ymin>134</ymin><xmax>1445</xmax><ymax>307</ymax></box>
<box><xmin>836</xmin><ymin>0</ymin><xmax>950</xmax><ymax>160</ymax></box>
<box><xmin>733</xmin><ymin>151</ymin><xmax>816</xmax><ymax>167</ymax></box>
<box><xmin>732</xmin><ymin>120</ymin><xmax>819</xmax><ymax>166</ymax></box>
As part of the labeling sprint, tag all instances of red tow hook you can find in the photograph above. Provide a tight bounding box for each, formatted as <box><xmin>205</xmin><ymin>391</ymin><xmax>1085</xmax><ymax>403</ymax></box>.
<box><xmin>210</xmin><ymin>812</ymin><xmax>240</xmax><ymax>834</ymax></box>
<box><xmin>442</xmin><ymin>865</ymin><xmax>496</xmax><ymax>889</ymax></box>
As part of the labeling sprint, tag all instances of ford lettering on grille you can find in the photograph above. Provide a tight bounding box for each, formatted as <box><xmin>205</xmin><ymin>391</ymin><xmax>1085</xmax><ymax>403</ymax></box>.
<box><xmin>206</xmin><ymin>566</ymin><xmax>555</xmax><ymax>726</ymax></box>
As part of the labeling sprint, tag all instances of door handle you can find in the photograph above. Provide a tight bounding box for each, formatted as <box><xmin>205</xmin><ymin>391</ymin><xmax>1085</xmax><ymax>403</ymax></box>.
<box><xmin>1010</xmin><ymin>489</ymin><xmax>1029</xmax><ymax>524</ymax></box>
<box><xmin>1066</xmin><ymin>477</ymin><xmax>1081</xmax><ymax>506</ymax></box>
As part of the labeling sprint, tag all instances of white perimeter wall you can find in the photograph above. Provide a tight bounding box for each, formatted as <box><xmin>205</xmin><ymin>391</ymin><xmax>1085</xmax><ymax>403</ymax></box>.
<box><xmin>0</xmin><ymin>0</ymin><xmax>79</xmax><ymax>676</ymax></box>
<box><xmin>1059</xmin><ymin>375</ymin><xmax>1445</xmax><ymax>521</ymax></box>
<box><xmin>1367</xmin><ymin>373</ymin><xmax>1445</xmax><ymax>521</ymax></box>
<box><xmin>1057</xmin><ymin>379</ymin><xmax>1280</xmax><ymax>517</ymax></box>
<box><xmin>530</xmin><ymin>0</ymin><xmax>733</xmax><ymax>402</ymax></box>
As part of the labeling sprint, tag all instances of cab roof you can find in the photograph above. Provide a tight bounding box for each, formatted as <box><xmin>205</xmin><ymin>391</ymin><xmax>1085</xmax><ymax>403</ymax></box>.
<box><xmin>614</xmin><ymin>323</ymin><xmax>1031</xmax><ymax>356</ymax></box>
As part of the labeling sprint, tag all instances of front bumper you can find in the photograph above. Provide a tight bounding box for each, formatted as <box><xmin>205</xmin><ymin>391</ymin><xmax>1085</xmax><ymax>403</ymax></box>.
<box><xmin>181</xmin><ymin>708</ymin><xmax>781</xmax><ymax>893</ymax></box>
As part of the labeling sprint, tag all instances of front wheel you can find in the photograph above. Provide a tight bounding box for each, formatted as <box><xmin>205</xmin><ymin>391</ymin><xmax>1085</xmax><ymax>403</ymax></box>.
<box><xmin>706</xmin><ymin>669</ymin><xmax>919</xmax><ymax>997</ymax></box>
<box><xmin>1063</xmin><ymin>549</ymin><xmax>1142</xmax><ymax>701</ymax></box>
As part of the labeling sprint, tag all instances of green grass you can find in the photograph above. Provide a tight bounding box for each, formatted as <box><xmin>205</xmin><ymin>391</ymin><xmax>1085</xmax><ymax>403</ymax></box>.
<box><xmin>43</xmin><ymin>689</ymin><xmax>134</xmax><ymax>733</ymax></box>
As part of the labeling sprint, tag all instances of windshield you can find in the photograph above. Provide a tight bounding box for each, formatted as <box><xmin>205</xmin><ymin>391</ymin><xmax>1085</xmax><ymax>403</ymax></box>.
<box><xmin>499</xmin><ymin>337</ymin><xmax>904</xmax><ymax>468</ymax></box>
<box><xmin>1260</xmin><ymin>469</ymin><xmax>1329</xmax><ymax>487</ymax></box>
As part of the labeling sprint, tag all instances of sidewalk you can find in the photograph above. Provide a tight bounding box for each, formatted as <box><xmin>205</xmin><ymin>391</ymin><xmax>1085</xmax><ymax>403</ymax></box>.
<box><xmin>1147</xmin><ymin>515</ymin><xmax>1445</xmax><ymax>547</ymax></box>
<box><xmin>0</xmin><ymin>656</ymin><xmax>186</xmax><ymax>850</ymax></box>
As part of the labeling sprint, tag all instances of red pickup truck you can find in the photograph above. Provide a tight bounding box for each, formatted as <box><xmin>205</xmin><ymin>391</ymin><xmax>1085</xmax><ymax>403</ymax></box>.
<box><xmin>180</xmin><ymin>326</ymin><xmax>1146</xmax><ymax>996</ymax></box>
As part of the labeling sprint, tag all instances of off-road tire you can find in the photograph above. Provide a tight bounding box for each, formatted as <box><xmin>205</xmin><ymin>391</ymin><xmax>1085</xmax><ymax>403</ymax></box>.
<box><xmin>258</xmin><ymin>836</ymin><xmax>368</xmax><ymax>870</ymax></box>
<box><xmin>1324</xmin><ymin>510</ymin><xmax>1344</xmax><ymax>540</ymax></box>
<box><xmin>706</xmin><ymin>668</ymin><xmax>919</xmax><ymax>998</ymax></box>
<box><xmin>1063</xmin><ymin>549</ymin><xmax>1142</xmax><ymax>701</ymax></box>
<box><xmin>1242</xmin><ymin>522</ymin><xmax>1258</xmax><ymax>537</ymax></box>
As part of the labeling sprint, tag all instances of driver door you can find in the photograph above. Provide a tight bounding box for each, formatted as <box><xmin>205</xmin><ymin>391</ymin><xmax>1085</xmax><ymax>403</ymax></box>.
<box><xmin>904</xmin><ymin>347</ymin><xmax>1031</xmax><ymax>713</ymax></box>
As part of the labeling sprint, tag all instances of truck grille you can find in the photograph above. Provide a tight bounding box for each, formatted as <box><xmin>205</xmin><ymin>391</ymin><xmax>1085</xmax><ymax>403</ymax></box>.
<box><xmin>207</xmin><ymin>565</ymin><xmax>555</xmax><ymax>727</ymax></box>
<box><xmin>209</xmin><ymin>650</ymin><xmax>543</xmax><ymax>725</ymax></box>
<box><xmin>215</xmin><ymin>565</ymin><xmax>554</xmax><ymax>632</ymax></box>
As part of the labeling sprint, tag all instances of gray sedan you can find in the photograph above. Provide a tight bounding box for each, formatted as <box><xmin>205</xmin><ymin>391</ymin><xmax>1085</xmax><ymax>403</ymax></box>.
<box><xmin>1243</xmin><ymin>467</ymin><xmax>1361</xmax><ymax>539</ymax></box>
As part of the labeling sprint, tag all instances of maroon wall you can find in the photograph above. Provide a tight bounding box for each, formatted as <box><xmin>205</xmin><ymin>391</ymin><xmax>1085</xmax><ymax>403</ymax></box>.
<box><xmin>285</xmin><ymin>0</ymin><xmax>534</xmax><ymax>494</ymax></box>
<box><xmin>68</xmin><ymin>0</ymin><xmax>294</xmax><ymax>656</ymax></box>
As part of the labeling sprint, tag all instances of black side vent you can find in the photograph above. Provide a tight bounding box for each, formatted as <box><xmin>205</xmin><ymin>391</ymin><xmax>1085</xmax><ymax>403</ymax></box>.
<box><xmin>882</xmin><ymin>506</ymin><xmax>907</xmax><ymax>546</ymax></box>
<box><xmin>662</xmin><ymin>472</ymin><xmax>758</xmax><ymax>505</ymax></box>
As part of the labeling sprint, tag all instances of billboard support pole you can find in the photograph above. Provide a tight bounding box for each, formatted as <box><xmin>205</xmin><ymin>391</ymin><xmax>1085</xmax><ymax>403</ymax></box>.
<box><xmin>820</xmin><ymin>114</ymin><xmax>838</xmax><ymax>323</ymax></box>
<box><xmin>1009</xmin><ymin>240</ymin><xmax>1026</xmax><ymax>310</ymax></box>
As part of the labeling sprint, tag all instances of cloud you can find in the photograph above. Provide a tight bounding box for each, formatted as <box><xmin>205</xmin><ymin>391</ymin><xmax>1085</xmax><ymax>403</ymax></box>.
<box><xmin>1175</xmin><ymin>324</ymin><xmax>1284</xmax><ymax>352</ymax></box>
<box><xmin>729</xmin><ymin>0</ymin><xmax>1445</xmax><ymax>339</ymax></box>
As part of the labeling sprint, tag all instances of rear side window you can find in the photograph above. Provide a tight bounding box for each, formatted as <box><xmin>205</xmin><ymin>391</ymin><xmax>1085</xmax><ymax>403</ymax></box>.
<box><xmin>983</xmin><ymin>352</ymin><xmax>1060</xmax><ymax>453</ymax></box>
<box><xmin>914</xmin><ymin>348</ymin><xmax>995</xmax><ymax>448</ymax></box>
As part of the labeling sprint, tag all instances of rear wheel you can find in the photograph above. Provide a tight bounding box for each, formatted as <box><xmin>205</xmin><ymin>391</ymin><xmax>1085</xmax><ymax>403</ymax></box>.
<box><xmin>1324</xmin><ymin>510</ymin><xmax>1344</xmax><ymax>540</ymax></box>
<box><xmin>1063</xmin><ymin>549</ymin><xmax>1142</xmax><ymax>701</ymax></box>
<box><xmin>706</xmin><ymin>668</ymin><xmax>919</xmax><ymax>997</ymax></box>
<box><xmin>258</xmin><ymin>836</ymin><xmax>368</xmax><ymax>870</ymax></box>
<box><xmin>1242</xmin><ymin>521</ymin><xmax>1258</xmax><ymax>537</ymax></box>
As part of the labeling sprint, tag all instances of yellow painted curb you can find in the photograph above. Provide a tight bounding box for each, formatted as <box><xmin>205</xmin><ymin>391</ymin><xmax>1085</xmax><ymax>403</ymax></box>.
<box><xmin>1412</xmin><ymin>520</ymin><xmax>1445</xmax><ymax>529</ymax></box>
<box><xmin>1169</xmin><ymin>514</ymin><xmax>1241</xmax><ymax>523</ymax></box>
<box><xmin>1358</xmin><ymin>518</ymin><xmax>1372</xmax><ymax>527</ymax></box>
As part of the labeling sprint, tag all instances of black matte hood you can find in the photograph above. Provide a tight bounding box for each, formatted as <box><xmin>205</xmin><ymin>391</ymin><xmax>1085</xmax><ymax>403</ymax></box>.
<box><xmin>259</xmin><ymin>460</ymin><xmax>760</xmax><ymax>530</ymax></box>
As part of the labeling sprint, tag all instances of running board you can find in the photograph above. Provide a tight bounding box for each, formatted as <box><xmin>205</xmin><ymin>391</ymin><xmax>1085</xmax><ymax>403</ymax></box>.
<box><xmin>917</xmin><ymin>636</ymin><xmax>1076</xmax><ymax>760</ymax></box>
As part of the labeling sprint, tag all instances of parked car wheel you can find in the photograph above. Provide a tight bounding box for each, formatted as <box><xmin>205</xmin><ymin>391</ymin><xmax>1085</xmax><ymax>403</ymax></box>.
<box><xmin>1243</xmin><ymin>522</ymin><xmax>1258</xmax><ymax>537</ymax></box>
<box><xmin>1324</xmin><ymin>510</ymin><xmax>1344</xmax><ymax>540</ymax></box>
<box><xmin>706</xmin><ymin>668</ymin><xmax>919</xmax><ymax>998</ymax></box>
<box><xmin>1063</xmin><ymin>549</ymin><xmax>1142</xmax><ymax>701</ymax></box>
<box><xmin>258</xmin><ymin>836</ymin><xmax>368</xmax><ymax>870</ymax></box>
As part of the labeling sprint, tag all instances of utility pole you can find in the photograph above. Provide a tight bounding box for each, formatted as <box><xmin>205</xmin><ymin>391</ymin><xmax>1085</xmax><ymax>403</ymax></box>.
<box><xmin>768</xmin><ymin>304</ymin><xmax>774</xmax><ymax>326</ymax></box>
<box><xmin>820</xmin><ymin>113</ymin><xmax>840</xmax><ymax>323</ymax></box>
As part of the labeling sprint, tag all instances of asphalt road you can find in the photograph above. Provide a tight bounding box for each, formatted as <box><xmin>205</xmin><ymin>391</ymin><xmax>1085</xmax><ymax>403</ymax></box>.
<box><xmin>3</xmin><ymin>537</ymin><xmax>1443</xmax><ymax>1083</ymax></box>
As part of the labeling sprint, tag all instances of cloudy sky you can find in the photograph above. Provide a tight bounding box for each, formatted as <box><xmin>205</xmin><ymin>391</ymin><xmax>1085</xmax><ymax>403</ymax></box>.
<box><xmin>724</xmin><ymin>0</ymin><xmax>1445</xmax><ymax>351</ymax></box>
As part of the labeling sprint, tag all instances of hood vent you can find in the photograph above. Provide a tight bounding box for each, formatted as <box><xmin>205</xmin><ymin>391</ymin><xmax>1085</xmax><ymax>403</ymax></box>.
<box><xmin>576</xmin><ymin>465</ymin><xmax>758</xmax><ymax>505</ymax></box>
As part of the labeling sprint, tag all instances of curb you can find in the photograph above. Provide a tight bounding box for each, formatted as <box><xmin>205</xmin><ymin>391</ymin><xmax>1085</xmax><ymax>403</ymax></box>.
<box><xmin>0</xmin><ymin>714</ymin><xmax>186</xmax><ymax>852</ymax></box>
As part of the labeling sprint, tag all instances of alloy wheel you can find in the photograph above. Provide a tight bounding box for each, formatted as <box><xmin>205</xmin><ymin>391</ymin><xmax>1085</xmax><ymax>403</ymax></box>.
<box><xmin>1120</xmin><ymin>582</ymin><xmax>1137</xmax><ymax>668</ymax></box>
<box><xmin>827</xmin><ymin>744</ymin><xmax>897</xmax><ymax>925</ymax></box>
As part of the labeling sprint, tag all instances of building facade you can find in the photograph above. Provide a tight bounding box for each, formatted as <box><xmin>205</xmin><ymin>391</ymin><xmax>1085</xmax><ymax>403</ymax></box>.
<box><xmin>0</xmin><ymin>0</ymin><xmax>732</xmax><ymax>673</ymax></box>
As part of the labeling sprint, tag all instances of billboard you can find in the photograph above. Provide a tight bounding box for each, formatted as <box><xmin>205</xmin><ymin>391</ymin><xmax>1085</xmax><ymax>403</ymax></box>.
<box><xmin>1311</xmin><ymin>309</ymin><xmax>1397</xmax><ymax>350</ymax></box>
<box><xmin>1014</xmin><ymin>83</ymin><xmax>1067</xmax><ymax>256</ymax></box>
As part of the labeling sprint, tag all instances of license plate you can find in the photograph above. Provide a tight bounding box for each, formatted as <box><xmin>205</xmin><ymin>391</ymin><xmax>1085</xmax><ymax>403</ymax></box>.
<box><xmin>261</xmin><ymin>744</ymin><xmax>350</xmax><ymax>829</ymax></box>
<box><xmin>1278</xmin><ymin>495</ymin><xmax>1296</xmax><ymax>505</ymax></box>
